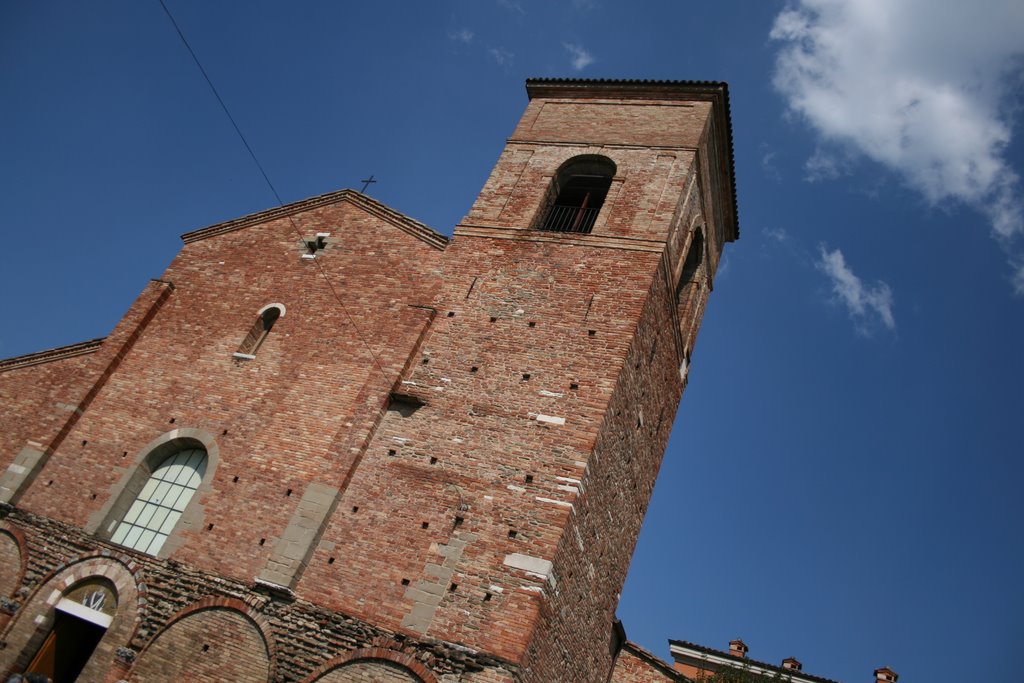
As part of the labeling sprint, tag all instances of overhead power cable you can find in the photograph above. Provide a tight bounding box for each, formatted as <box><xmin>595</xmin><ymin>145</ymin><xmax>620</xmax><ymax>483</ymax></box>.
<box><xmin>156</xmin><ymin>0</ymin><xmax>396</xmax><ymax>386</ymax></box>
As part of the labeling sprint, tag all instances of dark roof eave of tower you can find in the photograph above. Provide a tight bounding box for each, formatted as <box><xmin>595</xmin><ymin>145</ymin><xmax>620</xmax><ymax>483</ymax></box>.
<box><xmin>179</xmin><ymin>189</ymin><xmax>449</xmax><ymax>250</ymax></box>
<box><xmin>525</xmin><ymin>78</ymin><xmax>739</xmax><ymax>242</ymax></box>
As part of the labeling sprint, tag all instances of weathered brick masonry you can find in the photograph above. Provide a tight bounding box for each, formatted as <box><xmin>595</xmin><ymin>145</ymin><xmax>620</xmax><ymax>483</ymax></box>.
<box><xmin>0</xmin><ymin>79</ymin><xmax>736</xmax><ymax>682</ymax></box>
<box><xmin>610</xmin><ymin>643</ymin><xmax>684</xmax><ymax>683</ymax></box>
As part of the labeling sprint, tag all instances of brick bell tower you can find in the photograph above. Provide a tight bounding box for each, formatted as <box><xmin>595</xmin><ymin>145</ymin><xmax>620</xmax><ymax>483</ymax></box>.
<box><xmin>340</xmin><ymin>78</ymin><xmax>739</xmax><ymax>680</ymax></box>
<box><xmin>457</xmin><ymin>78</ymin><xmax>733</xmax><ymax>680</ymax></box>
<box><xmin>0</xmin><ymin>79</ymin><xmax>735</xmax><ymax>683</ymax></box>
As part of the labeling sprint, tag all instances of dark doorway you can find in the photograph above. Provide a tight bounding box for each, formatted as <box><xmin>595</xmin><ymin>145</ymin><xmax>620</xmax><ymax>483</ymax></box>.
<box><xmin>26</xmin><ymin>610</ymin><xmax>106</xmax><ymax>682</ymax></box>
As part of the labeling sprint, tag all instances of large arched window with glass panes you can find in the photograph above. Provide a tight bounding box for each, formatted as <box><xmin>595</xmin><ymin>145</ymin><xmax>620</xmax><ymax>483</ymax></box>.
<box><xmin>110</xmin><ymin>447</ymin><xmax>207</xmax><ymax>556</ymax></box>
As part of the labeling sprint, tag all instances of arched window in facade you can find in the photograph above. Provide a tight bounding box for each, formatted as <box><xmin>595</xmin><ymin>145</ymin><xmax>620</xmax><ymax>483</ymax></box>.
<box><xmin>110</xmin><ymin>446</ymin><xmax>208</xmax><ymax>556</ymax></box>
<box><xmin>236</xmin><ymin>304</ymin><xmax>284</xmax><ymax>357</ymax></box>
<box><xmin>536</xmin><ymin>155</ymin><xmax>616</xmax><ymax>234</ymax></box>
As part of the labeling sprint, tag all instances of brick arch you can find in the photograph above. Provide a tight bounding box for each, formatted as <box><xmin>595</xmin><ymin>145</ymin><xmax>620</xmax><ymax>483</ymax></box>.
<box><xmin>257</xmin><ymin>301</ymin><xmax>287</xmax><ymax>317</ymax></box>
<box><xmin>0</xmin><ymin>523</ymin><xmax>28</xmax><ymax>599</ymax></box>
<box><xmin>303</xmin><ymin>648</ymin><xmax>438</xmax><ymax>683</ymax></box>
<box><xmin>128</xmin><ymin>596</ymin><xmax>274</xmax><ymax>683</ymax></box>
<box><xmin>0</xmin><ymin>555</ymin><xmax>140</xmax><ymax>681</ymax></box>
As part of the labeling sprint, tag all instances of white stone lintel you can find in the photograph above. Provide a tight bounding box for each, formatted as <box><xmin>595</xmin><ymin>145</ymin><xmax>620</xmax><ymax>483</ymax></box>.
<box><xmin>503</xmin><ymin>553</ymin><xmax>553</xmax><ymax>578</ymax></box>
<box><xmin>535</xmin><ymin>496</ymin><xmax>573</xmax><ymax>509</ymax></box>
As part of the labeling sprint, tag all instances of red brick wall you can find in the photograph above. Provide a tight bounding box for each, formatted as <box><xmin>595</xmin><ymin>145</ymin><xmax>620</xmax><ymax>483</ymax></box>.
<box><xmin>299</xmin><ymin>231</ymin><xmax>675</xmax><ymax>657</ymax></box>
<box><xmin>129</xmin><ymin>608</ymin><xmax>270</xmax><ymax>682</ymax></box>
<box><xmin>611</xmin><ymin>645</ymin><xmax>683</xmax><ymax>683</ymax></box>
<box><xmin>1</xmin><ymin>274</ymin><xmax>184</xmax><ymax>507</ymax></box>
<box><xmin>510</xmin><ymin>97</ymin><xmax>712</xmax><ymax>150</ymax></box>
<box><xmin>519</xmin><ymin>245</ymin><xmax>697</xmax><ymax>681</ymax></box>
<box><xmin>12</xmin><ymin>197</ymin><xmax>444</xmax><ymax>584</ymax></box>
<box><xmin>0</xmin><ymin>346</ymin><xmax>101</xmax><ymax>475</ymax></box>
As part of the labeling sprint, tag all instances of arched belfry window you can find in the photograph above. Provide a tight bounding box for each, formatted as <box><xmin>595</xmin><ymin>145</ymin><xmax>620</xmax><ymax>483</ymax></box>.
<box><xmin>536</xmin><ymin>155</ymin><xmax>616</xmax><ymax>234</ymax></box>
<box><xmin>680</xmin><ymin>227</ymin><xmax>705</xmax><ymax>286</ymax></box>
<box><xmin>676</xmin><ymin>226</ymin><xmax>706</xmax><ymax>356</ymax></box>
<box><xmin>110</xmin><ymin>446</ymin><xmax>207</xmax><ymax>556</ymax></box>
<box><xmin>236</xmin><ymin>304</ymin><xmax>284</xmax><ymax>357</ymax></box>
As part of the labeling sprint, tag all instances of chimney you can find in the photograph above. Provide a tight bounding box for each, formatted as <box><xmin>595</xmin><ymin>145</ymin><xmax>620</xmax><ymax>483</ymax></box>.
<box><xmin>874</xmin><ymin>667</ymin><xmax>898</xmax><ymax>683</ymax></box>
<box><xmin>728</xmin><ymin>639</ymin><xmax>748</xmax><ymax>658</ymax></box>
<box><xmin>782</xmin><ymin>657</ymin><xmax>802</xmax><ymax>671</ymax></box>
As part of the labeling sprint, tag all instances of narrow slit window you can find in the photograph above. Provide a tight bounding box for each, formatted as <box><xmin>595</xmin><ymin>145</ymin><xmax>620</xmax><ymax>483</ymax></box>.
<box><xmin>236</xmin><ymin>305</ymin><xmax>282</xmax><ymax>357</ymax></box>
<box><xmin>536</xmin><ymin>155</ymin><xmax>616</xmax><ymax>234</ymax></box>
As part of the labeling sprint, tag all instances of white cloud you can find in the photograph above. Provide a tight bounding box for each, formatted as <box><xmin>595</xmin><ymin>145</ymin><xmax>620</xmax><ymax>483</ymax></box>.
<box><xmin>1012</xmin><ymin>258</ymin><xmax>1024</xmax><ymax>296</ymax></box>
<box><xmin>489</xmin><ymin>47</ymin><xmax>514</xmax><ymax>68</ymax></box>
<box><xmin>817</xmin><ymin>245</ymin><xmax>896</xmax><ymax>334</ymax></box>
<box><xmin>761</xmin><ymin>145</ymin><xmax>782</xmax><ymax>182</ymax></box>
<box><xmin>447</xmin><ymin>28</ymin><xmax>474</xmax><ymax>44</ymax></box>
<box><xmin>564</xmin><ymin>43</ymin><xmax>595</xmax><ymax>71</ymax></box>
<box><xmin>764</xmin><ymin>226</ymin><xmax>790</xmax><ymax>243</ymax></box>
<box><xmin>770</xmin><ymin>0</ymin><xmax>1024</xmax><ymax>244</ymax></box>
<box><xmin>716</xmin><ymin>252</ymin><xmax>732</xmax><ymax>278</ymax></box>
<box><xmin>497</xmin><ymin>0</ymin><xmax>524</xmax><ymax>14</ymax></box>
<box><xmin>804</xmin><ymin>147</ymin><xmax>842</xmax><ymax>182</ymax></box>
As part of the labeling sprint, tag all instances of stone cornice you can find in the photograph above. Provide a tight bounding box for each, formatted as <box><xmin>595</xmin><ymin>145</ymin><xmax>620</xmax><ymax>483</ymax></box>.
<box><xmin>454</xmin><ymin>224</ymin><xmax>666</xmax><ymax>253</ymax></box>
<box><xmin>0</xmin><ymin>338</ymin><xmax>105</xmax><ymax>372</ymax></box>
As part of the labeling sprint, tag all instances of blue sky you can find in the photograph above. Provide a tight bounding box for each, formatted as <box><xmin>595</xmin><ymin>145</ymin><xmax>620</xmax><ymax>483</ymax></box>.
<box><xmin>2</xmin><ymin>2</ymin><xmax>1023</xmax><ymax>681</ymax></box>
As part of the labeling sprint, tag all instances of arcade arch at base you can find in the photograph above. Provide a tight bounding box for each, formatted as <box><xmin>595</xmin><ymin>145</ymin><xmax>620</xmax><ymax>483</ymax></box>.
<box><xmin>0</xmin><ymin>556</ymin><xmax>139</xmax><ymax>683</ymax></box>
<box><xmin>128</xmin><ymin>603</ymin><xmax>271</xmax><ymax>683</ymax></box>
<box><xmin>304</xmin><ymin>648</ymin><xmax>437</xmax><ymax>683</ymax></box>
<box><xmin>314</xmin><ymin>659</ymin><xmax>423</xmax><ymax>682</ymax></box>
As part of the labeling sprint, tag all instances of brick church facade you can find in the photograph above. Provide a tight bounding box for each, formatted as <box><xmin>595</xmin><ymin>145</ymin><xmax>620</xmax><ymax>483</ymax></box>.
<box><xmin>0</xmin><ymin>79</ymin><xmax>737</xmax><ymax>682</ymax></box>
